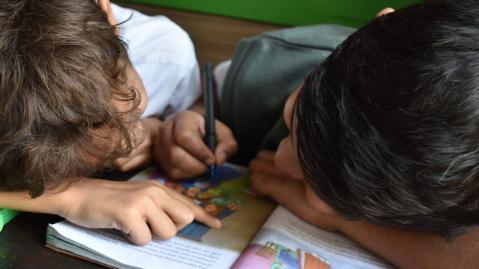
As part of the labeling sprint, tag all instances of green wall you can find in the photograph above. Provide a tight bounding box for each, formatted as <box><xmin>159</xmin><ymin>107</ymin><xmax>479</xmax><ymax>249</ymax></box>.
<box><xmin>124</xmin><ymin>0</ymin><xmax>421</xmax><ymax>27</ymax></box>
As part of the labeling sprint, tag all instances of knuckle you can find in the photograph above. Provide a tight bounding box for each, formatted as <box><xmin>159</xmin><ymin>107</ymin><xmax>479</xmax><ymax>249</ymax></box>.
<box><xmin>169</xmin><ymin>169</ymin><xmax>184</xmax><ymax>179</ymax></box>
<box><xmin>114</xmin><ymin>214</ymin><xmax>130</xmax><ymax>231</ymax></box>
<box><xmin>159</xmin><ymin>228</ymin><xmax>177</xmax><ymax>240</ymax></box>
<box><xmin>180</xmin><ymin>211</ymin><xmax>195</xmax><ymax>224</ymax></box>
<box><xmin>177</xmin><ymin>111</ymin><xmax>189</xmax><ymax>118</ymax></box>
<box><xmin>176</xmin><ymin>132</ymin><xmax>195</xmax><ymax>146</ymax></box>
<box><xmin>142</xmin><ymin>182</ymin><xmax>165</xmax><ymax>196</ymax></box>
<box><xmin>135</xmin><ymin>195</ymin><xmax>152</xmax><ymax>207</ymax></box>
<box><xmin>120</xmin><ymin>206</ymin><xmax>139</xmax><ymax>222</ymax></box>
<box><xmin>134</xmin><ymin>233</ymin><xmax>152</xmax><ymax>246</ymax></box>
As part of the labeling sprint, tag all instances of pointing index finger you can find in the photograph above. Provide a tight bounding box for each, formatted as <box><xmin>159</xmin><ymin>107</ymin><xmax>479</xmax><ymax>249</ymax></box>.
<box><xmin>168</xmin><ymin>189</ymin><xmax>222</xmax><ymax>229</ymax></box>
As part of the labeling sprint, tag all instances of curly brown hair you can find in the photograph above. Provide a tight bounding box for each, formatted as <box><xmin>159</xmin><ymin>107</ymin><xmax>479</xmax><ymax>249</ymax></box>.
<box><xmin>0</xmin><ymin>0</ymin><xmax>141</xmax><ymax>197</ymax></box>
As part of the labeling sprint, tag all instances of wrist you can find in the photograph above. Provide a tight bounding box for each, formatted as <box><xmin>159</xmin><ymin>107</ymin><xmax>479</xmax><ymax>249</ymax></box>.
<box><xmin>53</xmin><ymin>178</ymin><xmax>92</xmax><ymax>218</ymax></box>
<box><xmin>0</xmin><ymin>182</ymin><xmax>80</xmax><ymax>216</ymax></box>
<box><xmin>142</xmin><ymin>117</ymin><xmax>162</xmax><ymax>143</ymax></box>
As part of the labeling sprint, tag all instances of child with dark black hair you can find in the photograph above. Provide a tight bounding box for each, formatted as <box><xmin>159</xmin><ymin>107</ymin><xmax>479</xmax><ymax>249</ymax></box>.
<box><xmin>230</xmin><ymin>1</ymin><xmax>479</xmax><ymax>268</ymax></box>
<box><xmin>154</xmin><ymin>0</ymin><xmax>479</xmax><ymax>265</ymax></box>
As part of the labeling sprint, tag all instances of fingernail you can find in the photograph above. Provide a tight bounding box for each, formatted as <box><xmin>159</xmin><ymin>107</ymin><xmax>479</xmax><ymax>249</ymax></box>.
<box><xmin>213</xmin><ymin>219</ymin><xmax>222</xmax><ymax>228</ymax></box>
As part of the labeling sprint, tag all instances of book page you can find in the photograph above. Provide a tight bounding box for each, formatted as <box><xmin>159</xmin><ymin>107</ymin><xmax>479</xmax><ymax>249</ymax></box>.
<box><xmin>232</xmin><ymin>206</ymin><xmax>393</xmax><ymax>269</ymax></box>
<box><xmin>47</xmin><ymin>164</ymin><xmax>276</xmax><ymax>269</ymax></box>
<box><xmin>50</xmin><ymin>221</ymin><xmax>238</xmax><ymax>269</ymax></box>
<box><xmin>129</xmin><ymin>164</ymin><xmax>276</xmax><ymax>252</ymax></box>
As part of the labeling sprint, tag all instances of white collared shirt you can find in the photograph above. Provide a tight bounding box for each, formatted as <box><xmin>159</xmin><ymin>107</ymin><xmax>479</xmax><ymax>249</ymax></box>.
<box><xmin>112</xmin><ymin>4</ymin><xmax>200</xmax><ymax>118</ymax></box>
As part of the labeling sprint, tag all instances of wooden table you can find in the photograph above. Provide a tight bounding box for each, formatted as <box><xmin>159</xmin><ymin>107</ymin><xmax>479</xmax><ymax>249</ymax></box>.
<box><xmin>0</xmin><ymin>213</ymin><xmax>104</xmax><ymax>269</ymax></box>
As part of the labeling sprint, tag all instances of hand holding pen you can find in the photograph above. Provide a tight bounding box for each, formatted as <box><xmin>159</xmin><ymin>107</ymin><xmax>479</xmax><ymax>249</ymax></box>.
<box><xmin>152</xmin><ymin>64</ymin><xmax>238</xmax><ymax>179</ymax></box>
<box><xmin>203</xmin><ymin>63</ymin><xmax>218</xmax><ymax>176</ymax></box>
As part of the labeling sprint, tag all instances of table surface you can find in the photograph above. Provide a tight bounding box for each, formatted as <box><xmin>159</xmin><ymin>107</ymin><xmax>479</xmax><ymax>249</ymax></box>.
<box><xmin>0</xmin><ymin>212</ymin><xmax>105</xmax><ymax>269</ymax></box>
<box><xmin>0</xmin><ymin>170</ymin><xmax>139</xmax><ymax>269</ymax></box>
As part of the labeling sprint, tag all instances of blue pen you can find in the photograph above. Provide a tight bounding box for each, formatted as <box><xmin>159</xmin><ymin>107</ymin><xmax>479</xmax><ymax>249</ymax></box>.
<box><xmin>203</xmin><ymin>63</ymin><xmax>217</xmax><ymax>177</ymax></box>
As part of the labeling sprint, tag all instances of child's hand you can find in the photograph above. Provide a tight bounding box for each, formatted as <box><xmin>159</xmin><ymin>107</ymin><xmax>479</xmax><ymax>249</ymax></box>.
<box><xmin>113</xmin><ymin>118</ymin><xmax>161</xmax><ymax>172</ymax></box>
<box><xmin>154</xmin><ymin>111</ymin><xmax>237</xmax><ymax>179</ymax></box>
<box><xmin>249</xmin><ymin>151</ymin><xmax>347</xmax><ymax>232</ymax></box>
<box><xmin>58</xmin><ymin>178</ymin><xmax>222</xmax><ymax>245</ymax></box>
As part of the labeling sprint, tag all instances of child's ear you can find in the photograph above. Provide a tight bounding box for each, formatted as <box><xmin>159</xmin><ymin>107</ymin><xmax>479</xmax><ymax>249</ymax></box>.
<box><xmin>97</xmin><ymin>0</ymin><xmax>119</xmax><ymax>35</ymax></box>
<box><xmin>376</xmin><ymin>7</ymin><xmax>395</xmax><ymax>17</ymax></box>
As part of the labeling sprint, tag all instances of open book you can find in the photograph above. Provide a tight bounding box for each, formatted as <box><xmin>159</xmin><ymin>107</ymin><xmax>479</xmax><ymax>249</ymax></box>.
<box><xmin>46</xmin><ymin>164</ymin><xmax>393</xmax><ymax>269</ymax></box>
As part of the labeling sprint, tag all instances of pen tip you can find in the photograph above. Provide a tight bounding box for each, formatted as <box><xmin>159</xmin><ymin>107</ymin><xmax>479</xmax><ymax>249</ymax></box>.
<box><xmin>209</xmin><ymin>165</ymin><xmax>216</xmax><ymax>177</ymax></box>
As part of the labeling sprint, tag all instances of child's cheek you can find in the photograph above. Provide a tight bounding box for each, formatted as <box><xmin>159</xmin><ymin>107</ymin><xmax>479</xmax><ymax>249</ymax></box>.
<box><xmin>274</xmin><ymin>137</ymin><xmax>303</xmax><ymax>180</ymax></box>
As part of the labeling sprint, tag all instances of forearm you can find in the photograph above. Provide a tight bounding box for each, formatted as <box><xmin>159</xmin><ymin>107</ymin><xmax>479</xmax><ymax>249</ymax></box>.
<box><xmin>0</xmin><ymin>190</ymin><xmax>63</xmax><ymax>215</ymax></box>
<box><xmin>340</xmin><ymin>221</ymin><xmax>478</xmax><ymax>269</ymax></box>
<box><xmin>0</xmin><ymin>180</ymin><xmax>81</xmax><ymax>216</ymax></box>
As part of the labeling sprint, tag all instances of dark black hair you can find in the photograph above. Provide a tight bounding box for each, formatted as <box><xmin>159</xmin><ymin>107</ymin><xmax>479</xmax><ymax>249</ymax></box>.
<box><xmin>296</xmin><ymin>0</ymin><xmax>479</xmax><ymax>238</ymax></box>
